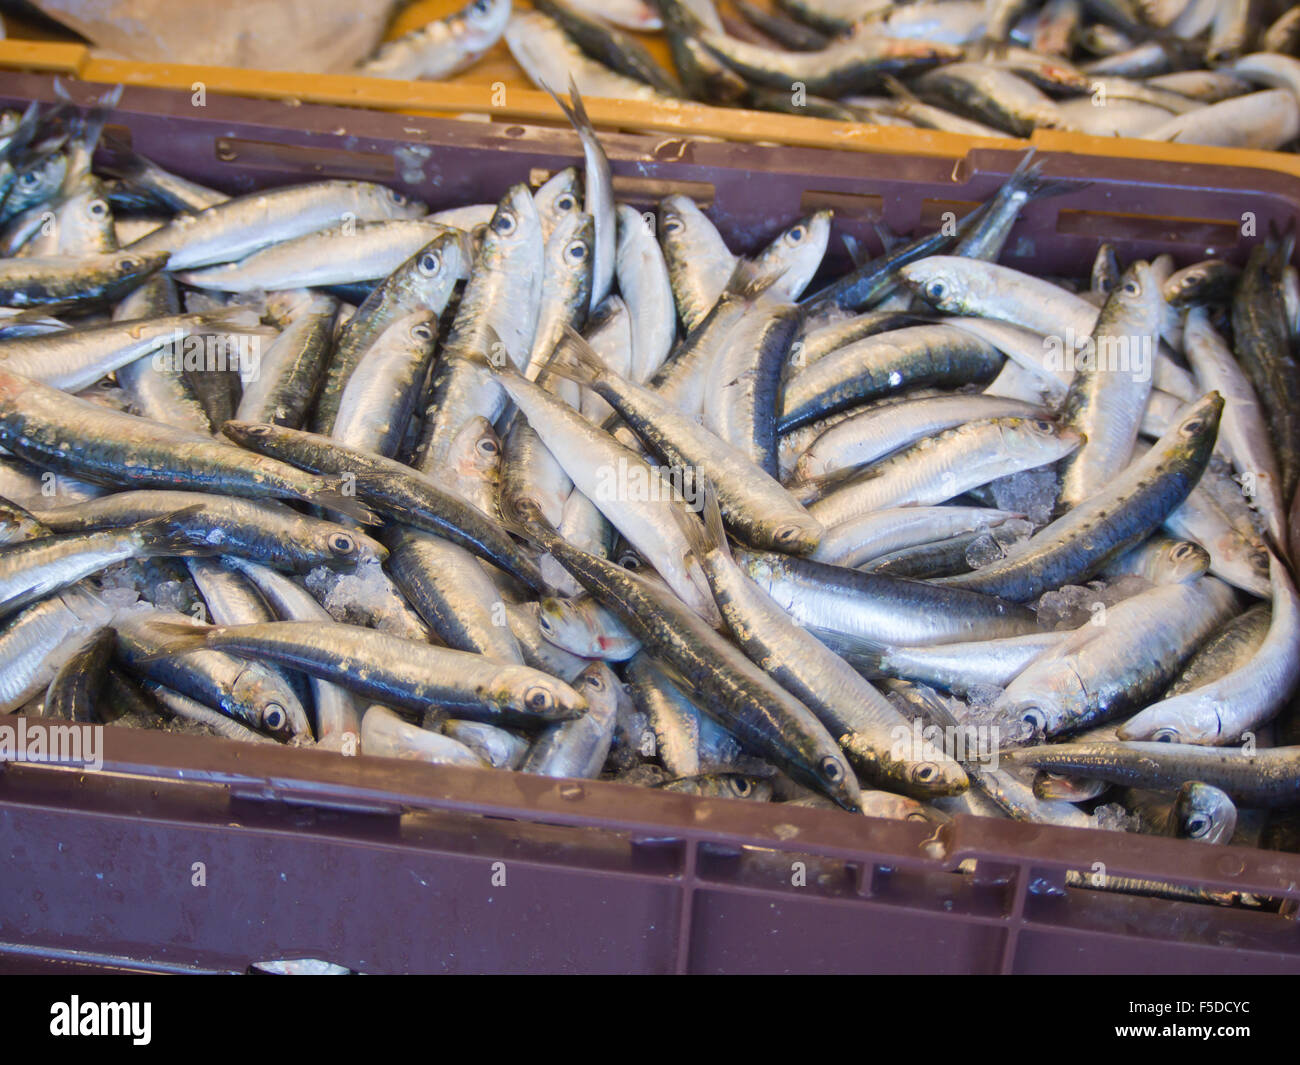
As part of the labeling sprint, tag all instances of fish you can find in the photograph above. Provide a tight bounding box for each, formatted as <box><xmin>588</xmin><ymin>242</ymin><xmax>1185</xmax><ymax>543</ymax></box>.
<box><xmin>358</xmin><ymin>0</ymin><xmax>513</xmax><ymax>81</ymax></box>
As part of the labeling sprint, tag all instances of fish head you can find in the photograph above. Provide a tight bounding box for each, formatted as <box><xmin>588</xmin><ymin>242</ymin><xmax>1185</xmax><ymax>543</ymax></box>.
<box><xmin>1156</xmin><ymin>539</ymin><xmax>1210</xmax><ymax>583</ymax></box>
<box><xmin>999</xmin><ymin>415</ymin><xmax>1080</xmax><ymax>463</ymax></box>
<box><xmin>1116</xmin><ymin>692</ymin><xmax>1223</xmax><ymax>744</ymax></box>
<box><xmin>766</xmin><ymin>514</ymin><xmax>824</xmax><ymax>557</ymax></box>
<box><xmin>1169</xmin><ymin>390</ymin><xmax>1225</xmax><ymax>464</ymax></box>
<box><xmin>536</xmin><ymin>595</ymin><xmax>588</xmax><ymax>649</ymax></box>
<box><xmin>110</xmin><ymin>248</ymin><xmax>170</xmax><ymax>281</ymax></box>
<box><xmin>534</xmin><ymin>166</ymin><xmax>581</xmax><ymax>230</ymax></box>
<box><xmin>408</xmin><ymin>228</ymin><xmax>470</xmax><ymax>298</ymax></box>
<box><xmin>447</xmin><ymin>415</ymin><xmax>502</xmax><ymax>485</ymax></box>
<box><xmin>722</xmin><ymin>775</ymin><xmax>773</xmax><ymax>802</ymax></box>
<box><xmin>990</xmin><ymin>680</ymin><xmax>1073</xmax><ymax>744</ymax></box>
<box><xmin>1110</xmin><ymin>259</ymin><xmax>1165</xmax><ymax>321</ymax></box>
<box><xmin>858</xmin><ymin>790</ymin><xmax>946</xmax><ymax>823</ymax></box>
<box><xmin>572</xmin><ymin>660</ymin><xmax>621</xmax><ymax>716</ymax></box>
<box><xmin>1173</xmin><ymin>781</ymin><xmax>1237</xmax><ymax>844</ymax></box>
<box><xmin>484</xmin><ymin>183</ymin><xmax>542</xmax><ymax>258</ymax></box>
<box><xmin>548</xmin><ymin>209</ymin><xmax>595</xmax><ymax>285</ymax></box>
<box><xmin>497</xmin><ymin>665</ymin><xmax>587</xmax><ymax>721</ymax></box>
<box><xmin>657</xmin><ymin>194</ymin><xmax>706</xmax><ymax>251</ymax></box>
<box><xmin>316</xmin><ymin>522</ymin><xmax>388</xmax><ymax>568</ymax></box>
<box><xmin>230</xmin><ymin>665</ymin><xmax>310</xmax><ymax>742</ymax></box>
<box><xmin>1033</xmin><ymin>770</ymin><xmax>1109</xmax><ymax>801</ymax></box>
<box><xmin>460</xmin><ymin>0</ymin><xmax>513</xmax><ymax>48</ymax></box>
<box><xmin>898</xmin><ymin>258</ymin><xmax>971</xmax><ymax>314</ymax></box>
<box><xmin>376</xmin><ymin>183</ymin><xmax>427</xmax><ymax>220</ymax></box>
<box><xmin>812</xmin><ymin>747</ymin><xmax>862</xmax><ymax>811</ymax></box>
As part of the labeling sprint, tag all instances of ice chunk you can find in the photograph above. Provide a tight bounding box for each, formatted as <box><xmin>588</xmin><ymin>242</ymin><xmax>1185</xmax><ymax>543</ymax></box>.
<box><xmin>989</xmin><ymin>468</ymin><xmax>1060</xmax><ymax>527</ymax></box>
<box><xmin>1093</xmin><ymin>802</ymin><xmax>1138</xmax><ymax>833</ymax></box>
<box><xmin>1035</xmin><ymin>582</ymin><xmax>1107</xmax><ymax>630</ymax></box>
<box><xmin>964</xmin><ymin>533</ymin><xmax>1004</xmax><ymax>570</ymax></box>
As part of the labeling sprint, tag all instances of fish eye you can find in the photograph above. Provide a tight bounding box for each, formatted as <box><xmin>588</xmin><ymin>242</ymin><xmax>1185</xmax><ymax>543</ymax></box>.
<box><xmin>492</xmin><ymin>211</ymin><xmax>517</xmax><ymax>236</ymax></box>
<box><xmin>1172</xmin><ymin>542</ymin><xmax>1195</xmax><ymax>559</ymax></box>
<box><xmin>476</xmin><ymin>436</ymin><xmax>498</xmax><ymax>457</ymax></box>
<box><xmin>555</xmin><ymin>194</ymin><xmax>576</xmax><ymax>212</ymax></box>
<box><xmin>524</xmin><ymin>685</ymin><xmax>554</xmax><ymax>712</ymax></box>
<box><xmin>418</xmin><ymin>251</ymin><xmax>441</xmax><ymax>275</ymax></box>
<box><xmin>88</xmin><ymin>198</ymin><xmax>108</xmax><ymax>217</ymax></box>
<box><xmin>785</xmin><ymin>224</ymin><xmax>806</xmax><ymax>244</ymax></box>
<box><xmin>538</xmin><ymin>613</ymin><xmax>553</xmax><ymax>633</ymax></box>
<box><xmin>1185</xmin><ymin>814</ymin><xmax>1211</xmax><ymax>838</ymax></box>
<box><xmin>925</xmin><ymin>279</ymin><xmax>947</xmax><ymax>301</ymax></box>
<box><xmin>564</xmin><ymin>239</ymin><xmax>589</xmax><ymax>263</ymax></box>
<box><xmin>1123</xmin><ymin>278</ymin><xmax>1141</xmax><ymax>297</ymax></box>
<box><xmin>774</xmin><ymin>525</ymin><xmax>800</xmax><ymax>544</ymax></box>
<box><xmin>819</xmin><ymin>756</ymin><xmax>844</xmax><ymax>783</ymax></box>
<box><xmin>263</xmin><ymin>703</ymin><xmax>287</xmax><ymax>732</ymax></box>
<box><xmin>1032</xmin><ymin>419</ymin><xmax>1054</xmax><ymax>432</ymax></box>
<box><xmin>412</xmin><ymin>322</ymin><xmax>434</xmax><ymax>342</ymax></box>
<box><xmin>619</xmin><ymin>553</ymin><xmax>641</xmax><ymax>570</ymax></box>
<box><xmin>19</xmin><ymin>171</ymin><xmax>39</xmax><ymax>187</ymax></box>
<box><xmin>732</xmin><ymin>777</ymin><xmax>752</xmax><ymax>797</ymax></box>
<box><xmin>328</xmin><ymin>532</ymin><xmax>357</xmax><ymax>556</ymax></box>
<box><xmin>662</xmin><ymin>215</ymin><xmax>683</xmax><ymax>235</ymax></box>
<box><xmin>388</xmin><ymin>189</ymin><xmax>409</xmax><ymax>205</ymax></box>
<box><xmin>1020</xmin><ymin>705</ymin><xmax>1048</xmax><ymax>735</ymax></box>
<box><xmin>471</xmin><ymin>0</ymin><xmax>491</xmax><ymax>14</ymax></box>
<box><xmin>905</xmin><ymin>810</ymin><xmax>929</xmax><ymax>822</ymax></box>
<box><xmin>1180</xmin><ymin>418</ymin><xmax>1203</xmax><ymax>436</ymax></box>
<box><xmin>912</xmin><ymin>763</ymin><xmax>938</xmax><ymax>783</ymax></box>
<box><xmin>586</xmin><ymin>672</ymin><xmax>605</xmax><ymax>692</ymax></box>
<box><xmin>1153</xmin><ymin>727</ymin><xmax>1181</xmax><ymax>742</ymax></box>
<box><xmin>117</xmin><ymin>256</ymin><xmax>139</xmax><ymax>272</ymax></box>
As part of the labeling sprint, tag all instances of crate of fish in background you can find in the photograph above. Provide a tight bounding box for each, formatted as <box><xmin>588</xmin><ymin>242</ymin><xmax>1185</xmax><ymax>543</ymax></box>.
<box><xmin>0</xmin><ymin>71</ymin><xmax>1299</xmax><ymax>973</ymax></box>
<box><xmin>1</xmin><ymin>0</ymin><xmax>1300</xmax><ymax>169</ymax></box>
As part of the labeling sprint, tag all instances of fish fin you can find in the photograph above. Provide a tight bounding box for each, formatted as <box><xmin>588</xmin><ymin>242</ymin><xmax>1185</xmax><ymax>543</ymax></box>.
<box><xmin>806</xmin><ymin>624</ymin><xmax>888</xmax><ymax>660</ymax></box>
<box><xmin>126</xmin><ymin>619</ymin><xmax>220</xmax><ymax>663</ymax></box>
<box><xmin>699</xmin><ymin>478</ymin><xmax>730</xmax><ymax>561</ymax></box>
<box><xmin>308</xmin><ymin>484</ymin><xmax>380</xmax><ymax>526</ymax></box>
<box><xmin>471</xmin><ymin>324</ymin><xmax>524</xmax><ymax>377</ymax></box>
<box><xmin>130</xmin><ymin>505</ymin><xmax>224</xmax><ymax>557</ymax></box>
<box><xmin>95</xmin><ymin>128</ymin><xmax>149</xmax><ymax>181</ymax></box>
<box><xmin>668</xmin><ymin>490</ymin><xmax>712</xmax><ymax>563</ymax></box>
<box><xmin>872</xmin><ymin>221</ymin><xmax>904</xmax><ymax>254</ymax></box>
<box><xmin>0</xmin><ymin>492</ymin><xmax>44</xmax><ymax>526</ymax></box>
<box><xmin>841</xmin><ymin>232</ymin><xmax>868</xmax><ymax>269</ymax></box>
<box><xmin>542</xmin><ymin>323</ymin><xmax>607</xmax><ymax>389</ymax></box>
<box><xmin>667</xmin><ymin>476</ymin><xmax>727</xmax><ymax>565</ymax></box>
<box><xmin>500</xmin><ymin>495</ymin><xmax>558</xmax><ymax>544</ymax></box>
<box><xmin>543</xmin><ymin>77</ymin><xmax>596</xmax><ymax>144</ymax></box>
<box><xmin>1005</xmin><ymin>147</ymin><xmax>1087</xmax><ymax>201</ymax></box>
<box><xmin>723</xmin><ymin>256</ymin><xmax>784</xmax><ymax>302</ymax></box>
<box><xmin>192</xmin><ymin>306</ymin><xmax>276</xmax><ymax>338</ymax></box>
<box><xmin>881</xmin><ymin>74</ymin><xmax>921</xmax><ymax>104</ymax></box>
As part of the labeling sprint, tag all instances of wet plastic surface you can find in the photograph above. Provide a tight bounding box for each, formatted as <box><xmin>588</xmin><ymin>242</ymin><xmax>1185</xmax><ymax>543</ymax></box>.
<box><xmin>1</xmin><ymin>72</ymin><xmax>1299</xmax><ymax>974</ymax></box>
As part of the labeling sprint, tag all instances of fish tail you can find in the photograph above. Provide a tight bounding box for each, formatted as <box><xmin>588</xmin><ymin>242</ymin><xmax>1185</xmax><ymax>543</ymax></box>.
<box><xmin>1006</xmin><ymin>147</ymin><xmax>1086</xmax><ymax>201</ymax></box>
<box><xmin>127</xmin><ymin>620</ymin><xmax>221</xmax><ymax>663</ymax></box>
<box><xmin>542</xmin><ymin>323</ymin><xmax>607</xmax><ymax>388</ymax></box>
<box><xmin>307</xmin><ymin>482</ymin><xmax>380</xmax><ymax>525</ymax></box>
<box><xmin>130</xmin><ymin>505</ymin><xmax>223</xmax><ymax>558</ymax></box>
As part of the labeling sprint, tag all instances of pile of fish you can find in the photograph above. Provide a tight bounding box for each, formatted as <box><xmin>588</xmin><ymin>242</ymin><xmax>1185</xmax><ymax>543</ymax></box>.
<box><xmin>1</xmin><ymin>86</ymin><xmax>1299</xmax><ymax>883</ymax></box>
<box><xmin>357</xmin><ymin>0</ymin><xmax>1300</xmax><ymax>151</ymax></box>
